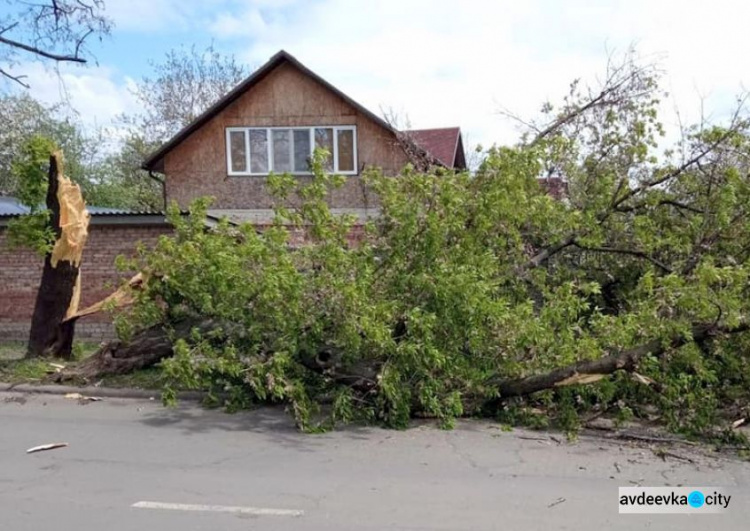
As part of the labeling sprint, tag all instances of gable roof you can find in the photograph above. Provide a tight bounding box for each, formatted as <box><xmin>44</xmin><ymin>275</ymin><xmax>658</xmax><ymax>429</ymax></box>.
<box><xmin>404</xmin><ymin>128</ymin><xmax>466</xmax><ymax>169</ymax></box>
<box><xmin>142</xmin><ymin>50</ymin><xmax>399</xmax><ymax>173</ymax></box>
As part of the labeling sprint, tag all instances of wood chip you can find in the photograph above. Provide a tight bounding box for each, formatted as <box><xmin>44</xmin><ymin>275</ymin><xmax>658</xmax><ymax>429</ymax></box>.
<box><xmin>631</xmin><ymin>372</ymin><xmax>655</xmax><ymax>386</ymax></box>
<box><xmin>547</xmin><ymin>497</ymin><xmax>566</xmax><ymax>508</ymax></box>
<box><xmin>732</xmin><ymin>418</ymin><xmax>746</xmax><ymax>429</ymax></box>
<box><xmin>26</xmin><ymin>443</ymin><xmax>68</xmax><ymax>454</ymax></box>
<box><xmin>64</xmin><ymin>393</ymin><xmax>102</xmax><ymax>402</ymax></box>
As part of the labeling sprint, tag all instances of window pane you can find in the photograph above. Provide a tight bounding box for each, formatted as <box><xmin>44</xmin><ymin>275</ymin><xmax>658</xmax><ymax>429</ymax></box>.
<box><xmin>293</xmin><ymin>129</ymin><xmax>311</xmax><ymax>172</ymax></box>
<box><xmin>229</xmin><ymin>130</ymin><xmax>246</xmax><ymax>173</ymax></box>
<box><xmin>314</xmin><ymin>128</ymin><xmax>334</xmax><ymax>171</ymax></box>
<box><xmin>272</xmin><ymin>130</ymin><xmax>291</xmax><ymax>173</ymax></box>
<box><xmin>249</xmin><ymin>129</ymin><xmax>268</xmax><ymax>173</ymax></box>
<box><xmin>337</xmin><ymin>129</ymin><xmax>354</xmax><ymax>172</ymax></box>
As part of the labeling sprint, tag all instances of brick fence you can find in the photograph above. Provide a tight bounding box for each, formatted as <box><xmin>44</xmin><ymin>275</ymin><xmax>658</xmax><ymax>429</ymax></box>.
<box><xmin>0</xmin><ymin>222</ymin><xmax>170</xmax><ymax>342</ymax></box>
<box><xmin>0</xmin><ymin>216</ymin><xmax>367</xmax><ymax>344</ymax></box>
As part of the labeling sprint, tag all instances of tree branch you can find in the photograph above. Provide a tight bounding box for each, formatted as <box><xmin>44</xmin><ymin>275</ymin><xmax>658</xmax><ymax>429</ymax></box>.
<box><xmin>0</xmin><ymin>34</ymin><xmax>87</xmax><ymax>63</ymax></box>
<box><xmin>0</xmin><ymin>67</ymin><xmax>30</xmax><ymax>88</ymax></box>
<box><xmin>572</xmin><ymin>241</ymin><xmax>674</xmax><ymax>273</ymax></box>
<box><xmin>489</xmin><ymin>321</ymin><xmax>750</xmax><ymax>399</ymax></box>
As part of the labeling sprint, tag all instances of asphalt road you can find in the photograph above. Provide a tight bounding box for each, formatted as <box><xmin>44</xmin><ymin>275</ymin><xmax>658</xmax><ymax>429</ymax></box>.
<box><xmin>1</xmin><ymin>392</ymin><xmax>749</xmax><ymax>530</ymax></box>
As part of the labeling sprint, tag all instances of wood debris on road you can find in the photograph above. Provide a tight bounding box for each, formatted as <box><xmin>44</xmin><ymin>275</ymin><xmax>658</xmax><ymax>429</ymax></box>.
<box><xmin>26</xmin><ymin>443</ymin><xmax>68</xmax><ymax>454</ymax></box>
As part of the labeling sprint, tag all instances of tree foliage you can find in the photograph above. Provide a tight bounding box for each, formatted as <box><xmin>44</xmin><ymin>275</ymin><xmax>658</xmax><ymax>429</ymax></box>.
<box><xmin>77</xmin><ymin>54</ymin><xmax>749</xmax><ymax>438</ymax></box>
<box><xmin>0</xmin><ymin>93</ymin><xmax>87</xmax><ymax>195</ymax></box>
<box><xmin>5</xmin><ymin>135</ymin><xmax>57</xmax><ymax>254</ymax></box>
<box><xmin>0</xmin><ymin>93</ymin><xmax>162</xmax><ymax>210</ymax></box>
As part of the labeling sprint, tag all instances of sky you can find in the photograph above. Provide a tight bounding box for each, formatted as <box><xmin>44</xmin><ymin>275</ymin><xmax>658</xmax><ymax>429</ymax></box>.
<box><xmin>4</xmin><ymin>0</ymin><xmax>750</xmax><ymax>151</ymax></box>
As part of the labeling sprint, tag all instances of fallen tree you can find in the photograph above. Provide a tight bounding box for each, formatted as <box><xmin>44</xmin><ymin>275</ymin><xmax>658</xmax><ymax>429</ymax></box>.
<box><xmin>52</xmin><ymin>55</ymin><xmax>750</xmax><ymax>434</ymax></box>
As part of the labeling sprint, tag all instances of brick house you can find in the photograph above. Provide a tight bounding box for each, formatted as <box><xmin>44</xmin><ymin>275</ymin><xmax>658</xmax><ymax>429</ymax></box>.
<box><xmin>142</xmin><ymin>50</ymin><xmax>466</xmax><ymax>223</ymax></box>
<box><xmin>0</xmin><ymin>50</ymin><xmax>466</xmax><ymax>341</ymax></box>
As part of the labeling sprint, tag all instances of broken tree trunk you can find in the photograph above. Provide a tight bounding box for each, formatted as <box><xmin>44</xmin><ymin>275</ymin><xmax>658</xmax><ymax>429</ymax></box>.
<box><xmin>54</xmin><ymin>318</ymin><xmax>214</xmax><ymax>382</ymax></box>
<box><xmin>26</xmin><ymin>152</ymin><xmax>90</xmax><ymax>359</ymax></box>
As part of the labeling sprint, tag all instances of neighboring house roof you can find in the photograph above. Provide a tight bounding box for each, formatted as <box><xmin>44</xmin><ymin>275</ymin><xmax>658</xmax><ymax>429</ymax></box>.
<box><xmin>0</xmin><ymin>196</ymin><xmax>167</xmax><ymax>226</ymax></box>
<box><xmin>142</xmin><ymin>49</ymin><xmax>466</xmax><ymax>173</ymax></box>
<box><xmin>405</xmin><ymin>128</ymin><xmax>466</xmax><ymax>169</ymax></box>
<box><xmin>0</xmin><ymin>196</ymin><xmax>28</xmax><ymax>216</ymax></box>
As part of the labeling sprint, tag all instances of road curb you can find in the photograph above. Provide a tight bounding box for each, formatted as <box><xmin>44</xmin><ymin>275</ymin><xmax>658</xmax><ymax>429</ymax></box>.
<box><xmin>0</xmin><ymin>382</ymin><xmax>205</xmax><ymax>401</ymax></box>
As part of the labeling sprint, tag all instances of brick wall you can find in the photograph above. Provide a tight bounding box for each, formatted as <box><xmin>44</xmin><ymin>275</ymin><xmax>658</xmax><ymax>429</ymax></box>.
<box><xmin>0</xmin><ymin>224</ymin><xmax>170</xmax><ymax>342</ymax></box>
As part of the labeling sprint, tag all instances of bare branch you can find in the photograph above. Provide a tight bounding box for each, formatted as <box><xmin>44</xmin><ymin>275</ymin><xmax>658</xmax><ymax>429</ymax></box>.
<box><xmin>0</xmin><ymin>34</ymin><xmax>86</xmax><ymax>62</ymax></box>
<box><xmin>0</xmin><ymin>67</ymin><xmax>30</xmax><ymax>88</ymax></box>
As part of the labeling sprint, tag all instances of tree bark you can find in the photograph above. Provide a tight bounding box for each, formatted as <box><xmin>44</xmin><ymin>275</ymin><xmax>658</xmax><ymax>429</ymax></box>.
<box><xmin>60</xmin><ymin>324</ymin><xmax>174</xmax><ymax>381</ymax></box>
<box><xmin>54</xmin><ymin>318</ymin><xmax>214</xmax><ymax>382</ymax></box>
<box><xmin>27</xmin><ymin>153</ymin><xmax>89</xmax><ymax>359</ymax></box>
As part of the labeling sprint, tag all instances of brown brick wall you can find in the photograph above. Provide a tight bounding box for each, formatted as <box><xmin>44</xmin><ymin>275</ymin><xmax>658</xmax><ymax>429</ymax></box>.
<box><xmin>0</xmin><ymin>224</ymin><xmax>170</xmax><ymax>342</ymax></box>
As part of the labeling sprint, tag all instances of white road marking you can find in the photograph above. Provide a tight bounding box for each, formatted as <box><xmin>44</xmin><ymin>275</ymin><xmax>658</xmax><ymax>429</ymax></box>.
<box><xmin>131</xmin><ymin>501</ymin><xmax>304</xmax><ymax>517</ymax></box>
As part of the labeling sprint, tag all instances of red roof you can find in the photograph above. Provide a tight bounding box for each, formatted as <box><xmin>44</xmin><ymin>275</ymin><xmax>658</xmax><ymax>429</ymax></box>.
<box><xmin>404</xmin><ymin>127</ymin><xmax>464</xmax><ymax>169</ymax></box>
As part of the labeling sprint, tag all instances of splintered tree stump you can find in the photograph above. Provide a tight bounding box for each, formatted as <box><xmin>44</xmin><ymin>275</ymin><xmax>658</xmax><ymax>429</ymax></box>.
<box><xmin>27</xmin><ymin>152</ymin><xmax>90</xmax><ymax>359</ymax></box>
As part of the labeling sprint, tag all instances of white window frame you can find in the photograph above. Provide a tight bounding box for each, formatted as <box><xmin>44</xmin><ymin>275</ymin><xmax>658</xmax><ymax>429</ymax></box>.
<box><xmin>225</xmin><ymin>125</ymin><xmax>358</xmax><ymax>176</ymax></box>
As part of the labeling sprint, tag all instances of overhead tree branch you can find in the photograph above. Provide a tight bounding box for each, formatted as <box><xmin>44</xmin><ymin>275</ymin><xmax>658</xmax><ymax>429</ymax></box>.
<box><xmin>0</xmin><ymin>67</ymin><xmax>30</xmax><ymax>88</ymax></box>
<box><xmin>0</xmin><ymin>34</ymin><xmax>87</xmax><ymax>63</ymax></box>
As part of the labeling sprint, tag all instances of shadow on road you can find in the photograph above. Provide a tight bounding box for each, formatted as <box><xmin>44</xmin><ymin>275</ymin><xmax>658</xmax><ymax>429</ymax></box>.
<box><xmin>137</xmin><ymin>402</ymin><xmax>382</xmax><ymax>448</ymax></box>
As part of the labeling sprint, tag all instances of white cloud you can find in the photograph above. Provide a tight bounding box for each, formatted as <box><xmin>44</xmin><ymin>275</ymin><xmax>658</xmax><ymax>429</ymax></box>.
<box><xmin>205</xmin><ymin>0</ymin><xmax>750</xmax><ymax>150</ymax></box>
<box><xmin>209</xmin><ymin>9</ymin><xmax>267</xmax><ymax>38</ymax></box>
<box><xmin>19</xmin><ymin>62</ymin><xmax>138</xmax><ymax>148</ymax></box>
<box><xmin>11</xmin><ymin>0</ymin><xmax>749</xmax><ymax>155</ymax></box>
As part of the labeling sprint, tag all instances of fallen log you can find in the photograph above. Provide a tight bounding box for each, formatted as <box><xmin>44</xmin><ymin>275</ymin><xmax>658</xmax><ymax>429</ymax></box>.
<box><xmin>27</xmin><ymin>152</ymin><xmax>90</xmax><ymax>359</ymax></box>
<box><xmin>54</xmin><ymin>318</ymin><xmax>214</xmax><ymax>382</ymax></box>
<box><xmin>488</xmin><ymin>322</ymin><xmax>749</xmax><ymax>399</ymax></box>
<box><xmin>54</xmin><ymin>318</ymin><xmax>749</xmax><ymax>406</ymax></box>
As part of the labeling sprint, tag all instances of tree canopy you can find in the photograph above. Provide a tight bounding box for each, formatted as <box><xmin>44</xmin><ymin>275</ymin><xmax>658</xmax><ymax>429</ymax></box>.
<box><xmin>78</xmin><ymin>56</ymin><xmax>750</xmax><ymax>439</ymax></box>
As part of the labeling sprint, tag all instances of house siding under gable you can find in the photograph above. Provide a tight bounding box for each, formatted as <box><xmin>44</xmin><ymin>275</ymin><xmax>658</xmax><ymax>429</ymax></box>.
<box><xmin>164</xmin><ymin>62</ymin><xmax>409</xmax><ymax>210</ymax></box>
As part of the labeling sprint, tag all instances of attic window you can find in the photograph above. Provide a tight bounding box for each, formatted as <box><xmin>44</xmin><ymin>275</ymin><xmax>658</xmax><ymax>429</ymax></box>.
<box><xmin>226</xmin><ymin>126</ymin><xmax>357</xmax><ymax>176</ymax></box>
